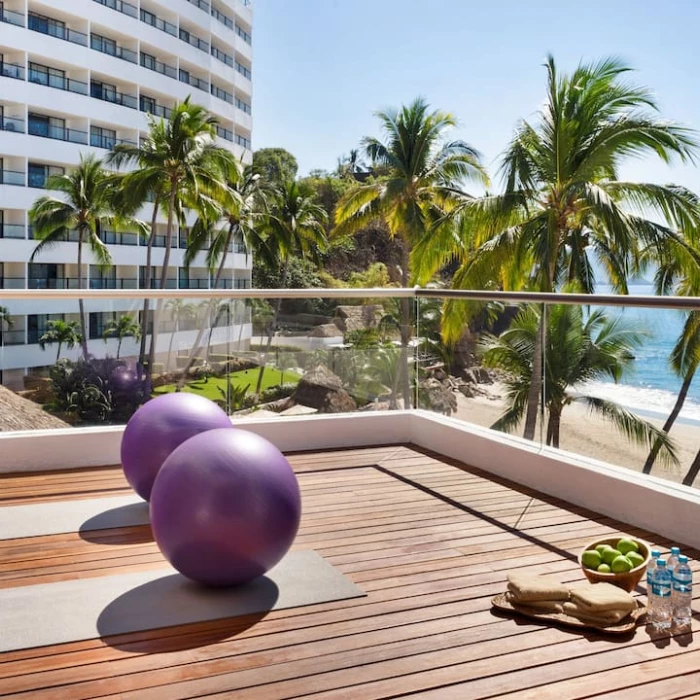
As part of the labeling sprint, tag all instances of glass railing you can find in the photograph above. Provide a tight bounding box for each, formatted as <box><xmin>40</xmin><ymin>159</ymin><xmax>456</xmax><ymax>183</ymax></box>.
<box><xmin>0</xmin><ymin>170</ymin><xmax>25</xmax><ymax>186</ymax></box>
<box><xmin>211</xmin><ymin>84</ymin><xmax>233</xmax><ymax>104</ymax></box>
<box><xmin>179</xmin><ymin>279</ymin><xmax>211</xmax><ymax>289</ymax></box>
<box><xmin>0</xmin><ymin>224</ymin><xmax>26</xmax><ymax>238</ymax></box>
<box><xmin>235</xmin><ymin>24</ymin><xmax>252</xmax><ymax>45</ymax></box>
<box><xmin>188</xmin><ymin>0</ymin><xmax>210</xmax><ymax>11</ymax></box>
<box><xmin>100</xmin><ymin>230</ymin><xmax>139</xmax><ymax>246</ymax></box>
<box><xmin>180</xmin><ymin>29</ymin><xmax>209</xmax><ymax>52</ymax></box>
<box><xmin>211</xmin><ymin>46</ymin><xmax>234</xmax><ymax>68</ymax></box>
<box><xmin>179</xmin><ymin>71</ymin><xmax>209</xmax><ymax>92</ymax></box>
<box><xmin>0</xmin><ymin>7</ymin><xmax>24</xmax><ymax>26</ymax></box>
<box><xmin>1</xmin><ymin>116</ymin><xmax>25</xmax><ymax>133</ymax></box>
<box><xmin>28</xmin><ymin>121</ymin><xmax>88</xmax><ymax>145</ymax></box>
<box><xmin>211</xmin><ymin>6</ymin><xmax>234</xmax><ymax>30</ymax></box>
<box><xmin>235</xmin><ymin>61</ymin><xmax>252</xmax><ymax>80</ymax></box>
<box><xmin>216</xmin><ymin>126</ymin><xmax>233</xmax><ymax>142</ymax></box>
<box><xmin>93</xmin><ymin>0</ymin><xmax>138</xmax><ymax>19</ymax></box>
<box><xmin>89</xmin><ymin>278</ymin><xmax>139</xmax><ymax>289</ymax></box>
<box><xmin>5</xmin><ymin>287</ymin><xmax>700</xmax><ymax>494</ymax></box>
<box><xmin>0</xmin><ymin>329</ymin><xmax>25</xmax><ymax>344</ymax></box>
<box><xmin>235</xmin><ymin>97</ymin><xmax>252</xmax><ymax>115</ymax></box>
<box><xmin>139</xmin><ymin>100</ymin><xmax>172</xmax><ymax>119</ymax></box>
<box><xmin>90</xmin><ymin>35</ymin><xmax>138</xmax><ymax>64</ymax></box>
<box><xmin>93</xmin><ymin>85</ymin><xmax>138</xmax><ymax>110</ymax></box>
<box><xmin>0</xmin><ymin>62</ymin><xmax>25</xmax><ymax>80</ymax></box>
<box><xmin>140</xmin><ymin>54</ymin><xmax>177</xmax><ymax>80</ymax></box>
<box><xmin>28</xmin><ymin>14</ymin><xmax>88</xmax><ymax>46</ymax></box>
<box><xmin>28</xmin><ymin>225</ymin><xmax>79</xmax><ymax>241</ymax></box>
<box><xmin>140</xmin><ymin>10</ymin><xmax>177</xmax><ymax>37</ymax></box>
<box><xmin>90</xmin><ymin>133</ymin><xmax>138</xmax><ymax>150</ymax></box>
<box><xmin>28</xmin><ymin>69</ymin><xmax>88</xmax><ymax>95</ymax></box>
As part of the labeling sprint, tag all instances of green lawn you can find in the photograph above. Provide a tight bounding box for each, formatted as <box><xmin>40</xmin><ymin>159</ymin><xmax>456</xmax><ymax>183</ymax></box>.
<box><xmin>154</xmin><ymin>367</ymin><xmax>300</xmax><ymax>402</ymax></box>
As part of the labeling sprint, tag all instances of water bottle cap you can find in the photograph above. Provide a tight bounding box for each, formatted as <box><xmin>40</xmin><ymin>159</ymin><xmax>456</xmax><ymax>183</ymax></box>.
<box><xmin>678</xmin><ymin>555</ymin><xmax>689</xmax><ymax>564</ymax></box>
<box><xmin>671</xmin><ymin>547</ymin><xmax>681</xmax><ymax>555</ymax></box>
<box><xmin>657</xmin><ymin>558</ymin><xmax>667</xmax><ymax>566</ymax></box>
<box><xmin>651</xmin><ymin>549</ymin><xmax>661</xmax><ymax>558</ymax></box>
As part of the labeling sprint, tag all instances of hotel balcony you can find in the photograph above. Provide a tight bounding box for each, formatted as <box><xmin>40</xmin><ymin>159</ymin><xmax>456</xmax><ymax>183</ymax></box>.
<box><xmin>0</xmin><ymin>288</ymin><xmax>698</xmax><ymax>697</ymax></box>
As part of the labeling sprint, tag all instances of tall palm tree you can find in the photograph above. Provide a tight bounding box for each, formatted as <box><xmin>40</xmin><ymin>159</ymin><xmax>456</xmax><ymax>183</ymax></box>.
<box><xmin>444</xmin><ymin>56</ymin><xmax>700</xmax><ymax>440</ymax></box>
<box><xmin>479</xmin><ymin>304</ymin><xmax>677</xmax><ymax>464</ymax></box>
<box><xmin>254</xmin><ymin>180</ymin><xmax>328</xmax><ymax>395</ymax></box>
<box><xmin>102</xmin><ymin>314</ymin><xmax>141</xmax><ymax>359</ymax></box>
<box><xmin>335</xmin><ymin>97</ymin><xmax>489</xmax><ymax>406</ymax></box>
<box><xmin>39</xmin><ymin>319</ymin><xmax>82</xmax><ymax>363</ymax></box>
<box><xmin>29</xmin><ymin>155</ymin><xmax>118</xmax><ymax>358</ymax></box>
<box><xmin>177</xmin><ymin>159</ymin><xmax>271</xmax><ymax>385</ymax></box>
<box><xmin>109</xmin><ymin>97</ymin><xmax>232</xmax><ymax>375</ymax></box>
<box><xmin>163</xmin><ymin>299</ymin><xmax>197</xmax><ymax>372</ymax></box>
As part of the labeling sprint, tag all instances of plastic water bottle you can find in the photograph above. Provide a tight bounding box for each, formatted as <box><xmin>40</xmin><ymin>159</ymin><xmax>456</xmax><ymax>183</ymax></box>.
<box><xmin>651</xmin><ymin>559</ymin><xmax>673</xmax><ymax>631</ymax></box>
<box><xmin>668</xmin><ymin>547</ymin><xmax>681</xmax><ymax>575</ymax></box>
<box><xmin>646</xmin><ymin>549</ymin><xmax>661</xmax><ymax>623</ymax></box>
<box><xmin>672</xmin><ymin>555</ymin><xmax>693</xmax><ymax>628</ymax></box>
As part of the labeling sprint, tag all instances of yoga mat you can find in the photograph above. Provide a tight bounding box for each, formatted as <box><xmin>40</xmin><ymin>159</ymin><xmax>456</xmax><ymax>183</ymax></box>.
<box><xmin>0</xmin><ymin>550</ymin><xmax>364</xmax><ymax>652</ymax></box>
<box><xmin>0</xmin><ymin>495</ymin><xmax>148</xmax><ymax>540</ymax></box>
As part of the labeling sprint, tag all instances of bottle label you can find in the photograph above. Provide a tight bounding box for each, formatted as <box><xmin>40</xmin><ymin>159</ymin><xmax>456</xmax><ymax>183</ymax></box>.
<box><xmin>651</xmin><ymin>583</ymin><xmax>671</xmax><ymax>597</ymax></box>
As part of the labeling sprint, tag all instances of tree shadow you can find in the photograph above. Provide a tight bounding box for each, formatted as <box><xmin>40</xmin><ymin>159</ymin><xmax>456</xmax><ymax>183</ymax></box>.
<box><xmin>79</xmin><ymin>502</ymin><xmax>153</xmax><ymax>545</ymax></box>
<box><xmin>97</xmin><ymin>573</ymin><xmax>279</xmax><ymax>652</ymax></box>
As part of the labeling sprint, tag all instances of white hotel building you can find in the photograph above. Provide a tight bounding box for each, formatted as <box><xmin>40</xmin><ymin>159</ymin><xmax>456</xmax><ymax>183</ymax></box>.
<box><xmin>0</xmin><ymin>0</ymin><xmax>253</xmax><ymax>388</ymax></box>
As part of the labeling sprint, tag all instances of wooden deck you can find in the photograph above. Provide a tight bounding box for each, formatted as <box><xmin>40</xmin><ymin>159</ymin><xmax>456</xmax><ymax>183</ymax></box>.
<box><xmin>1</xmin><ymin>445</ymin><xmax>699</xmax><ymax>699</ymax></box>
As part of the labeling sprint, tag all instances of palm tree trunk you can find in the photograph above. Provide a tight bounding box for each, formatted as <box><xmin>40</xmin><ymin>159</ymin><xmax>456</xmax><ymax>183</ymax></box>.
<box><xmin>523</xmin><ymin>309</ymin><xmax>545</xmax><ymax>441</ymax></box>
<box><xmin>76</xmin><ymin>227</ymin><xmax>89</xmax><ymax>359</ymax></box>
<box><xmin>167</xmin><ymin>318</ymin><xmax>177</xmax><ymax>374</ymax></box>
<box><xmin>398</xmin><ymin>240</ymin><xmax>412</xmax><ymax>409</ymax></box>
<box><xmin>643</xmin><ymin>371</ymin><xmax>694</xmax><ymax>474</ymax></box>
<box><xmin>56</xmin><ymin>343</ymin><xmax>61</xmax><ymax>364</ymax></box>
<box><xmin>117</xmin><ymin>337</ymin><xmax>122</xmax><ymax>359</ymax></box>
<box><xmin>139</xmin><ymin>197</ymin><xmax>160</xmax><ymax>374</ymax></box>
<box><xmin>547</xmin><ymin>406</ymin><xmax>562</xmax><ymax>448</ymax></box>
<box><xmin>147</xmin><ymin>186</ymin><xmax>177</xmax><ymax>379</ymax></box>
<box><xmin>177</xmin><ymin>225</ymin><xmax>234</xmax><ymax>386</ymax></box>
<box><xmin>682</xmin><ymin>449</ymin><xmax>700</xmax><ymax>487</ymax></box>
<box><xmin>255</xmin><ymin>257</ymin><xmax>287</xmax><ymax>396</ymax></box>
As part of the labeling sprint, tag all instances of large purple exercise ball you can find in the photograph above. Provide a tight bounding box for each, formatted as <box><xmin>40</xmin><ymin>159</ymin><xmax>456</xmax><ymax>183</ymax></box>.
<box><xmin>149</xmin><ymin>428</ymin><xmax>302</xmax><ymax>587</ymax></box>
<box><xmin>121</xmin><ymin>393</ymin><xmax>232</xmax><ymax>501</ymax></box>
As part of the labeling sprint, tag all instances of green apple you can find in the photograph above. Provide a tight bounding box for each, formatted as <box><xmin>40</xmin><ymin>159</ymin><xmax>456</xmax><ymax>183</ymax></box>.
<box><xmin>617</xmin><ymin>538</ymin><xmax>640</xmax><ymax>555</ymax></box>
<box><xmin>581</xmin><ymin>550</ymin><xmax>602</xmax><ymax>569</ymax></box>
<box><xmin>611</xmin><ymin>555</ymin><xmax>633</xmax><ymax>573</ymax></box>
<box><xmin>597</xmin><ymin>563</ymin><xmax>611</xmax><ymax>573</ymax></box>
<box><xmin>627</xmin><ymin>551</ymin><xmax>645</xmax><ymax>569</ymax></box>
<box><xmin>602</xmin><ymin>548</ymin><xmax>623</xmax><ymax>565</ymax></box>
<box><xmin>595</xmin><ymin>544</ymin><xmax>609</xmax><ymax>554</ymax></box>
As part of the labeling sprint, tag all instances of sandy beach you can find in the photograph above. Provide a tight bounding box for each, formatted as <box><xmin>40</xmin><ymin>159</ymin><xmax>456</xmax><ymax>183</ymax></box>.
<box><xmin>453</xmin><ymin>381</ymin><xmax>700</xmax><ymax>488</ymax></box>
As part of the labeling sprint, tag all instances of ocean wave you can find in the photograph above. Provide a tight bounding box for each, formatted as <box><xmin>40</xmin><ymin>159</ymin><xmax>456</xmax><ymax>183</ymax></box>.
<box><xmin>576</xmin><ymin>381</ymin><xmax>700</xmax><ymax>424</ymax></box>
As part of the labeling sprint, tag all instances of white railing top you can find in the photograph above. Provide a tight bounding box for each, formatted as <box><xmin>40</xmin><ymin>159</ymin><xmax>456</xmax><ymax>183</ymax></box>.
<box><xmin>3</xmin><ymin>287</ymin><xmax>700</xmax><ymax>310</ymax></box>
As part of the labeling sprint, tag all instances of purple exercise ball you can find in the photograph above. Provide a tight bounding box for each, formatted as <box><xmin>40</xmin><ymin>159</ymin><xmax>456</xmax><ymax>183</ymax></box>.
<box><xmin>150</xmin><ymin>428</ymin><xmax>302</xmax><ymax>587</ymax></box>
<box><xmin>121</xmin><ymin>393</ymin><xmax>232</xmax><ymax>501</ymax></box>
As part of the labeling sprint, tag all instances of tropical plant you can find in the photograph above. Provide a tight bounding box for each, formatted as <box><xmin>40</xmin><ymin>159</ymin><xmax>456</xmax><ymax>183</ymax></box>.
<box><xmin>29</xmin><ymin>155</ymin><xmax>123</xmax><ymax>358</ymax></box>
<box><xmin>443</xmin><ymin>56</ymin><xmax>700</xmax><ymax>441</ymax></box>
<box><xmin>109</xmin><ymin>97</ymin><xmax>232</xmax><ymax>374</ymax></box>
<box><xmin>102</xmin><ymin>315</ymin><xmax>141</xmax><ymax>359</ymax></box>
<box><xmin>252</xmin><ymin>147</ymin><xmax>298</xmax><ymax>187</ymax></box>
<box><xmin>38</xmin><ymin>320</ymin><xmax>83</xmax><ymax>363</ymax></box>
<box><xmin>479</xmin><ymin>304</ymin><xmax>677</xmax><ymax>464</ymax></box>
<box><xmin>335</xmin><ymin>97</ymin><xmax>489</xmax><ymax>407</ymax></box>
<box><xmin>0</xmin><ymin>306</ymin><xmax>13</xmax><ymax>345</ymax></box>
<box><xmin>255</xmin><ymin>180</ymin><xmax>328</xmax><ymax>394</ymax></box>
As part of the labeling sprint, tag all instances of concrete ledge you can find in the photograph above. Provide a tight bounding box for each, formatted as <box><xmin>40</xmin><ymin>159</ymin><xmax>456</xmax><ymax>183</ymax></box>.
<box><xmin>1</xmin><ymin>409</ymin><xmax>698</xmax><ymax>550</ymax></box>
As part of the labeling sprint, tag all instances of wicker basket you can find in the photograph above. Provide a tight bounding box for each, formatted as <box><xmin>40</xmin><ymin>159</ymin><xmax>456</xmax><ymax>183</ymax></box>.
<box><xmin>578</xmin><ymin>537</ymin><xmax>651</xmax><ymax>592</ymax></box>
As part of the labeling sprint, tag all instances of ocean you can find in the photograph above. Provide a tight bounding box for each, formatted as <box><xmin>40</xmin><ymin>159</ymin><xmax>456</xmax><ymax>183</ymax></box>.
<box><xmin>580</xmin><ymin>284</ymin><xmax>700</xmax><ymax>424</ymax></box>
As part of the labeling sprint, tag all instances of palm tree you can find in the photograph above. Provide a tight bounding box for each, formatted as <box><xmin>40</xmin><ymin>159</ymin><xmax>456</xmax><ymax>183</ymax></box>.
<box><xmin>163</xmin><ymin>299</ymin><xmax>197</xmax><ymax>373</ymax></box>
<box><xmin>39</xmin><ymin>320</ymin><xmax>82</xmax><ymax>364</ymax></box>
<box><xmin>479</xmin><ymin>304</ymin><xmax>677</xmax><ymax>464</ymax></box>
<box><xmin>177</xmin><ymin>159</ymin><xmax>271</xmax><ymax>384</ymax></box>
<box><xmin>444</xmin><ymin>56</ymin><xmax>700</xmax><ymax>441</ymax></box>
<box><xmin>335</xmin><ymin>97</ymin><xmax>489</xmax><ymax>407</ymax></box>
<box><xmin>254</xmin><ymin>180</ymin><xmax>328</xmax><ymax>395</ymax></box>
<box><xmin>102</xmin><ymin>315</ymin><xmax>141</xmax><ymax>359</ymax></box>
<box><xmin>0</xmin><ymin>306</ymin><xmax>13</xmax><ymax>346</ymax></box>
<box><xmin>109</xmin><ymin>97</ymin><xmax>232</xmax><ymax>375</ymax></box>
<box><xmin>29</xmin><ymin>155</ymin><xmax>118</xmax><ymax>359</ymax></box>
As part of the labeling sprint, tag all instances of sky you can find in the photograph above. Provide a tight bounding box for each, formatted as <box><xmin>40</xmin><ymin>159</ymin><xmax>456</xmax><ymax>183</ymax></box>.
<box><xmin>251</xmin><ymin>0</ymin><xmax>700</xmax><ymax>190</ymax></box>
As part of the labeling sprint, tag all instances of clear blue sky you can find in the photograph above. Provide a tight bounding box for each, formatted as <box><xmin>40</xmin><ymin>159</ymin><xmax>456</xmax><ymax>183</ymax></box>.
<box><xmin>252</xmin><ymin>0</ymin><xmax>700</xmax><ymax>190</ymax></box>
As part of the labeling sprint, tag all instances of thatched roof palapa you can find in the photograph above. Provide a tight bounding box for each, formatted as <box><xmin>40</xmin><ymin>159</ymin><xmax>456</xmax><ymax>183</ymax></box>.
<box><xmin>0</xmin><ymin>385</ymin><xmax>70</xmax><ymax>432</ymax></box>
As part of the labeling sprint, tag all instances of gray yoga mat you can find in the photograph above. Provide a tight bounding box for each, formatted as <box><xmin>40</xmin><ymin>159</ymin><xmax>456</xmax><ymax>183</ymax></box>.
<box><xmin>0</xmin><ymin>550</ymin><xmax>364</xmax><ymax>652</ymax></box>
<box><xmin>0</xmin><ymin>494</ymin><xmax>148</xmax><ymax>540</ymax></box>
